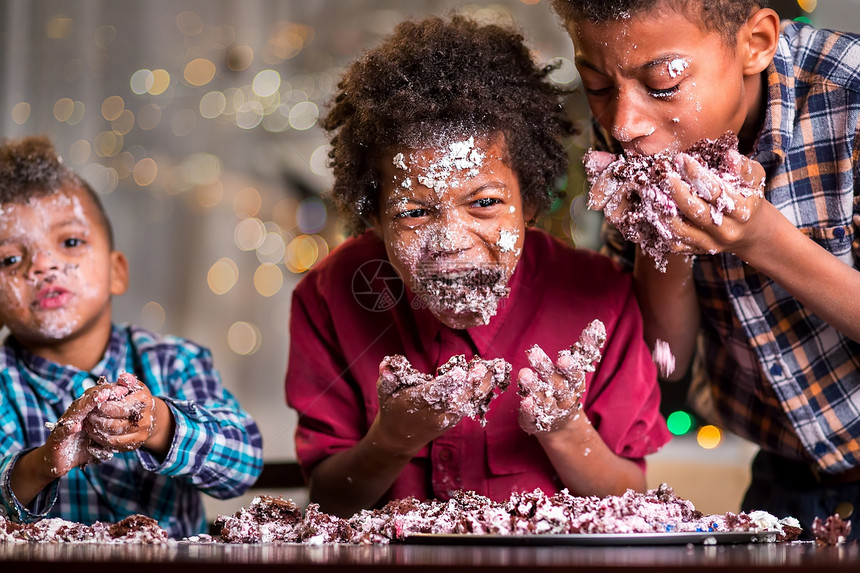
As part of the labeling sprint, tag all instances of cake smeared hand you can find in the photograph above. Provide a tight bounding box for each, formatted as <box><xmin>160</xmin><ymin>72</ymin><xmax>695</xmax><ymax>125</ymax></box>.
<box><xmin>518</xmin><ymin>319</ymin><xmax>607</xmax><ymax>434</ymax></box>
<box><xmin>584</xmin><ymin>132</ymin><xmax>765</xmax><ymax>272</ymax></box>
<box><xmin>43</xmin><ymin>380</ymin><xmax>134</xmax><ymax>476</ymax></box>
<box><xmin>376</xmin><ymin>354</ymin><xmax>511</xmax><ymax>448</ymax></box>
<box><xmin>84</xmin><ymin>372</ymin><xmax>158</xmax><ymax>454</ymax></box>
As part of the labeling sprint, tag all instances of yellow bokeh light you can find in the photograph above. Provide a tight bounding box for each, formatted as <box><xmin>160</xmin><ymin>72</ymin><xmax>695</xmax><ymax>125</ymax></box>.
<box><xmin>149</xmin><ymin>69</ymin><xmax>171</xmax><ymax>95</ymax></box>
<box><xmin>184</xmin><ymin>58</ymin><xmax>216</xmax><ymax>87</ymax></box>
<box><xmin>133</xmin><ymin>158</ymin><xmax>158</xmax><ymax>186</ymax></box>
<box><xmin>234</xmin><ymin>187</ymin><xmax>262</xmax><ymax>218</ymax></box>
<box><xmin>288</xmin><ymin>101</ymin><xmax>319</xmax><ymax>130</ymax></box>
<box><xmin>254</xmin><ymin>262</ymin><xmax>284</xmax><ymax>297</ymax></box>
<box><xmin>272</xmin><ymin>197</ymin><xmax>298</xmax><ymax>230</ymax></box>
<box><xmin>207</xmin><ymin>257</ymin><xmax>239</xmax><ymax>295</ymax></box>
<box><xmin>285</xmin><ymin>234</ymin><xmax>320</xmax><ymax>273</ymax></box>
<box><xmin>234</xmin><ymin>217</ymin><xmax>266</xmax><ymax>251</ymax></box>
<box><xmin>68</xmin><ymin>139</ymin><xmax>91</xmax><ymax>165</ymax></box>
<box><xmin>112</xmin><ymin>152</ymin><xmax>135</xmax><ymax>179</ymax></box>
<box><xmin>11</xmin><ymin>102</ymin><xmax>30</xmax><ymax>125</ymax></box>
<box><xmin>101</xmin><ymin>95</ymin><xmax>125</xmax><ymax>121</ymax></box>
<box><xmin>46</xmin><ymin>16</ymin><xmax>73</xmax><ymax>39</ymax></box>
<box><xmin>227</xmin><ymin>321</ymin><xmax>262</xmax><ymax>356</ymax></box>
<box><xmin>696</xmin><ymin>425</ymin><xmax>722</xmax><ymax>449</ymax></box>
<box><xmin>54</xmin><ymin>98</ymin><xmax>75</xmax><ymax>122</ymax></box>
<box><xmin>67</xmin><ymin>101</ymin><xmax>86</xmax><ymax>126</ymax></box>
<box><xmin>196</xmin><ymin>180</ymin><xmax>224</xmax><ymax>209</ymax></box>
<box><xmin>93</xmin><ymin>131</ymin><xmax>123</xmax><ymax>158</ymax></box>
<box><xmin>797</xmin><ymin>0</ymin><xmax>817</xmax><ymax>13</ymax></box>
<box><xmin>137</xmin><ymin>104</ymin><xmax>162</xmax><ymax>130</ymax></box>
<box><xmin>140</xmin><ymin>301</ymin><xmax>166</xmax><ymax>331</ymax></box>
<box><xmin>111</xmin><ymin>109</ymin><xmax>135</xmax><ymax>135</ymax></box>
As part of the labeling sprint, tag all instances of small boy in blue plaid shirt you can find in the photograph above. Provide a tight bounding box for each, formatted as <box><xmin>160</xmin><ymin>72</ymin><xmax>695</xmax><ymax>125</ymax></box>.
<box><xmin>0</xmin><ymin>136</ymin><xmax>263</xmax><ymax>538</ymax></box>
<box><xmin>550</xmin><ymin>0</ymin><xmax>860</xmax><ymax>540</ymax></box>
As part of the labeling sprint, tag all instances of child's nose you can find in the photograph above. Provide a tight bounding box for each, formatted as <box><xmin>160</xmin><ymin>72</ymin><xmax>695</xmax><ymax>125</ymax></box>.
<box><xmin>609</xmin><ymin>90</ymin><xmax>655</xmax><ymax>143</ymax></box>
<box><xmin>25</xmin><ymin>249</ymin><xmax>60</xmax><ymax>277</ymax></box>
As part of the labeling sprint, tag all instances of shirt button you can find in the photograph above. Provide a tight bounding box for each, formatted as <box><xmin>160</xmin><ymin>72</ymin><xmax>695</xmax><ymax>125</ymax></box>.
<box><xmin>769</xmin><ymin>363</ymin><xmax>783</xmax><ymax>377</ymax></box>
<box><xmin>835</xmin><ymin>502</ymin><xmax>854</xmax><ymax>519</ymax></box>
<box><xmin>834</xmin><ymin>227</ymin><xmax>846</xmax><ymax>239</ymax></box>
<box><xmin>439</xmin><ymin>449</ymin><xmax>452</xmax><ymax>462</ymax></box>
<box><xmin>731</xmin><ymin>284</ymin><xmax>746</xmax><ymax>297</ymax></box>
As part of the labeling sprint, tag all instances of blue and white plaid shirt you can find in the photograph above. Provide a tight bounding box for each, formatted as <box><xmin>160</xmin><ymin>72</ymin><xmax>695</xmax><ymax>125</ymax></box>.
<box><xmin>0</xmin><ymin>324</ymin><xmax>263</xmax><ymax>538</ymax></box>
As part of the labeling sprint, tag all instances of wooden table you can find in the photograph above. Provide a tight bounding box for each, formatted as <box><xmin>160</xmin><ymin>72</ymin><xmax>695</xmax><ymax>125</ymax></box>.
<box><xmin>1</xmin><ymin>540</ymin><xmax>858</xmax><ymax>572</ymax></box>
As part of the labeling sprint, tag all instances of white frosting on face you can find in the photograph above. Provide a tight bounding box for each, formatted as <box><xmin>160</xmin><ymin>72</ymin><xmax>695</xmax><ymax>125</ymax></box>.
<box><xmin>496</xmin><ymin>228</ymin><xmax>519</xmax><ymax>254</ymax></box>
<box><xmin>667</xmin><ymin>58</ymin><xmax>689</xmax><ymax>78</ymax></box>
<box><xmin>393</xmin><ymin>136</ymin><xmax>485</xmax><ymax>196</ymax></box>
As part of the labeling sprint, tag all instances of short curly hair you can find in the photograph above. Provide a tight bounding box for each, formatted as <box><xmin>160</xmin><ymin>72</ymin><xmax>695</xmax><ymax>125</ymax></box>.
<box><xmin>549</xmin><ymin>0</ymin><xmax>769</xmax><ymax>44</ymax></box>
<box><xmin>323</xmin><ymin>15</ymin><xmax>576</xmax><ymax>235</ymax></box>
<box><xmin>0</xmin><ymin>135</ymin><xmax>114</xmax><ymax>248</ymax></box>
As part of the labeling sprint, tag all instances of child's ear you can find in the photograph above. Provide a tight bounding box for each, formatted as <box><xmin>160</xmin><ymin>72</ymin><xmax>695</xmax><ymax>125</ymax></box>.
<box><xmin>109</xmin><ymin>251</ymin><xmax>130</xmax><ymax>296</ymax></box>
<box><xmin>740</xmin><ymin>8</ymin><xmax>780</xmax><ymax>76</ymax></box>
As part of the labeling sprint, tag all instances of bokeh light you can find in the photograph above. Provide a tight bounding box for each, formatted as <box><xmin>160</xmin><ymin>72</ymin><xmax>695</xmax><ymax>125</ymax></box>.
<box><xmin>140</xmin><ymin>301</ymin><xmax>166</xmax><ymax>331</ymax></box>
<box><xmin>254</xmin><ymin>262</ymin><xmax>284</xmax><ymax>296</ymax></box>
<box><xmin>797</xmin><ymin>0</ymin><xmax>817</xmax><ymax>12</ymax></box>
<box><xmin>101</xmin><ymin>95</ymin><xmax>125</xmax><ymax>121</ymax></box>
<box><xmin>184</xmin><ymin>58</ymin><xmax>216</xmax><ymax>86</ymax></box>
<box><xmin>696</xmin><ymin>425</ymin><xmax>722</xmax><ymax>449</ymax></box>
<box><xmin>137</xmin><ymin>103</ymin><xmax>162</xmax><ymax>130</ymax></box>
<box><xmin>149</xmin><ymin>69</ymin><xmax>171</xmax><ymax>95</ymax></box>
<box><xmin>285</xmin><ymin>234</ymin><xmax>323</xmax><ymax>273</ymax></box>
<box><xmin>297</xmin><ymin>196</ymin><xmax>327</xmax><ymax>233</ymax></box>
<box><xmin>207</xmin><ymin>257</ymin><xmax>239</xmax><ymax>295</ymax></box>
<box><xmin>253</xmin><ymin>70</ymin><xmax>281</xmax><ymax>97</ymax></box>
<box><xmin>131</xmin><ymin>69</ymin><xmax>155</xmax><ymax>95</ymax></box>
<box><xmin>235</xmin><ymin>217</ymin><xmax>266</xmax><ymax>251</ymax></box>
<box><xmin>133</xmin><ymin>158</ymin><xmax>158</xmax><ymax>186</ymax></box>
<box><xmin>234</xmin><ymin>187</ymin><xmax>262</xmax><ymax>218</ymax></box>
<box><xmin>666</xmin><ymin>411</ymin><xmax>693</xmax><ymax>436</ymax></box>
<box><xmin>226</xmin><ymin>45</ymin><xmax>254</xmax><ymax>71</ymax></box>
<box><xmin>68</xmin><ymin>139</ymin><xmax>92</xmax><ymax>165</ymax></box>
<box><xmin>200</xmin><ymin>91</ymin><xmax>227</xmax><ymax>119</ymax></box>
<box><xmin>227</xmin><ymin>321</ymin><xmax>262</xmax><ymax>355</ymax></box>
<box><xmin>256</xmin><ymin>230</ymin><xmax>287</xmax><ymax>264</ymax></box>
<box><xmin>11</xmin><ymin>102</ymin><xmax>30</xmax><ymax>124</ymax></box>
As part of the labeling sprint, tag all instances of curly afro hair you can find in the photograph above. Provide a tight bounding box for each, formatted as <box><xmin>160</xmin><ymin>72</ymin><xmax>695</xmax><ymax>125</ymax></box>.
<box><xmin>0</xmin><ymin>135</ymin><xmax>114</xmax><ymax>247</ymax></box>
<box><xmin>323</xmin><ymin>15</ymin><xmax>576</xmax><ymax>235</ymax></box>
<box><xmin>549</xmin><ymin>0</ymin><xmax>769</xmax><ymax>44</ymax></box>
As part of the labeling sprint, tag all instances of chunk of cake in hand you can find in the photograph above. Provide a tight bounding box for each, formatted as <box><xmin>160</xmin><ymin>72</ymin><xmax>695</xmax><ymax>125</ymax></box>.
<box><xmin>378</xmin><ymin>353</ymin><xmax>511</xmax><ymax>429</ymax></box>
<box><xmin>518</xmin><ymin>319</ymin><xmax>607</xmax><ymax>434</ymax></box>
<box><xmin>583</xmin><ymin>132</ymin><xmax>765</xmax><ymax>272</ymax></box>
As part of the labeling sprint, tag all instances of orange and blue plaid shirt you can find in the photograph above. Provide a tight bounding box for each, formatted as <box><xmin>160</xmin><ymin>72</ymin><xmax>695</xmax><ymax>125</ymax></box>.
<box><xmin>600</xmin><ymin>22</ymin><xmax>860</xmax><ymax>474</ymax></box>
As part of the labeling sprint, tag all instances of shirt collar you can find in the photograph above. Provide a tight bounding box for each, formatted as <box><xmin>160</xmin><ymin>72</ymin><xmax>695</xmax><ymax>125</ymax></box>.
<box><xmin>753</xmin><ymin>29</ymin><xmax>796</xmax><ymax>173</ymax></box>
<box><xmin>6</xmin><ymin>324</ymin><xmax>126</xmax><ymax>403</ymax></box>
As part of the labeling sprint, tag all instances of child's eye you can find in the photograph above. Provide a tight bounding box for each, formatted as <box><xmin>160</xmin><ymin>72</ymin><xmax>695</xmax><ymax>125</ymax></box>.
<box><xmin>63</xmin><ymin>237</ymin><xmax>86</xmax><ymax>248</ymax></box>
<box><xmin>0</xmin><ymin>255</ymin><xmax>21</xmax><ymax>268</ymax></box>
<box><xmin>648</xmin><ymin>84</ymin><xmax>680</xmax><ymax>98</ymax></box>
<box><xmin>394</xmin><ymin>208</ymin><xmax>429</xmax><ymax>220</ymax></box>
<box><xmin>472</xmin><ymin>197</ymin><xmax>502</xmax><ymax>209</ymax></box>
<box><xmin>585</xmin><ymin>86</ymin><xmax>612</xmax><ymax>97</ymax></box>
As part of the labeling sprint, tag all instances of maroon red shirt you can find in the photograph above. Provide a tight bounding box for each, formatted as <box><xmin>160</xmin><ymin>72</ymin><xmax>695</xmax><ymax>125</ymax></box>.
<box><xmin>286</xmin><ymin>228</ymin><xmax>670</xmax><ymax>504</ymax></box>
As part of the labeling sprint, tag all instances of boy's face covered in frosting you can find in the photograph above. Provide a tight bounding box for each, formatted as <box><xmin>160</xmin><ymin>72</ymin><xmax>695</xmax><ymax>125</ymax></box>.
<box><xmin>377</xmin><ymin>134</ymin><xmax>526</xmax><ymax>330</ymax></box>
<box><xmin>0</xmin><ymin>186</ymin><xmax>127</xmax><ymax>346</ymax></box>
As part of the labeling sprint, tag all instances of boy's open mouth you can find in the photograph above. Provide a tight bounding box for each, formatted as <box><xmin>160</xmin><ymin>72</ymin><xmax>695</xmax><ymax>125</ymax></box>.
<box><xmin>34</xmin><ymin>286</ymin><xmax>72</xmax><ymax>310</ymax></box>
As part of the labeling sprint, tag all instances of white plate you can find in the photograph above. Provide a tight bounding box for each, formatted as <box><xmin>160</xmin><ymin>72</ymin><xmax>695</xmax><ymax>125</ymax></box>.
<box><xmin>402</xmin><ymin>531</ymin><xmax>777</xmax><ymax>546</ymax></box>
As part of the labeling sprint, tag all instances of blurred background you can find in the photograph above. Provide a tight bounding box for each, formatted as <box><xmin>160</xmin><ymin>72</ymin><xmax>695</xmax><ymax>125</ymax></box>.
<box><xmin>1</xmin><ymin>0</ymin><xmax>857</xmax><ymax>520</ymax></box>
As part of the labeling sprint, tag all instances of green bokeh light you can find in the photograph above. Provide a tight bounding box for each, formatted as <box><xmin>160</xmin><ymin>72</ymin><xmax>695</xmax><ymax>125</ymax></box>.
<box><xmin>666</xmin><ymin>410</ymin><xmax>693</xmax><ymax>436</ymax></box>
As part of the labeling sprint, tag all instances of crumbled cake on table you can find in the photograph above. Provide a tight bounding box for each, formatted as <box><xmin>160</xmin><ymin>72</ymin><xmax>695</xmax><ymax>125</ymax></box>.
<box><xmin>0</xmin><ymin>514</ymin><xmax>167</xmax><ymax>544</ymax></box>
<box><xmin>0</xmin><ymin>485</ymin><xmax>817</xmax><ymax>545</ymax></box>
<box><xmin>583</xmin><ymin>132</ymin><xmax>764</xmax><ymax>272</ymax></box>
<box><xmin>213</xmin><ymin>484</ymin><xmax>802</xmax><ymax>545</ymax></box>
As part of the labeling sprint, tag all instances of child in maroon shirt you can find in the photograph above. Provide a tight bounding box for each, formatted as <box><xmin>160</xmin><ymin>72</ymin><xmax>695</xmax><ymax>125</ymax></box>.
<box><xmin>285</xmin><ymin>15</ymin><xmax>670</xmax><ymax>517</ymax></box>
